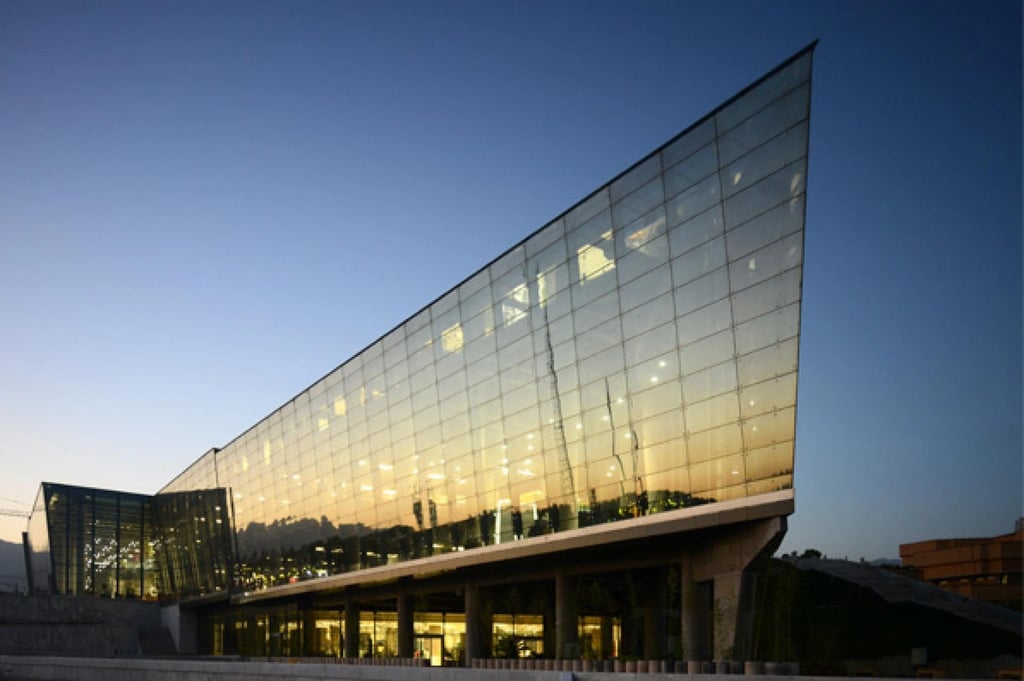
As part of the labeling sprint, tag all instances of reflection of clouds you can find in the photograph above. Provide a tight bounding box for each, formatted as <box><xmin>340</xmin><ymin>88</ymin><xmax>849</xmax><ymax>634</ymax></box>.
<box><xmin>790</xmin><ymin>173</ymin><xmax>803</xmax><ymax>195</ymax></box>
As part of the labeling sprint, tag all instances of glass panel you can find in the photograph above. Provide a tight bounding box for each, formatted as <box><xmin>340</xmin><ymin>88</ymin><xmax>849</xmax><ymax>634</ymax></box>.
<box><xmin>612</xmin><ymin>176</ymin><xmax>664</xmax><ymax>229</ymax></box>
<box><xmin>634</xmin><ymin>409</ymin><xmax>684</xmax><ymax>447</ymax></box>
<box><xmin>684</xmin><ymin>393</ymin><xmax>739</xmax><ymax>435</ymax></box>
<box><xmin>675</xmin><ymin>266</ymin><xmax>729</xmax><ymax>318</ymax></box>
<box><xmin>527</xmin><ymin>236</ymin><xmax>568</xmax><ymax>278</ymax></box>
<box><xmin>666</xmin><ymin>174</ymin><xmax>720</xmax><ymax>228</ymax></box>
<box><xmin>626</xmin><ymin>349</ymin><xmax>679</xmax><ymax>394</ymax></box>
<box><xmin>622</xmin><ymin>291</ymin><xmax>675</xmax><ymax>339</ymax></box>
<box><xmin>577</xmin><ymin>345</ymin><xmax>625</xmax><ymax>386</ymax></box>
<box><xmin>664</xmin><ymin>142</ymin><xmax>718</xmax><ymax>199</ymax></box>
<box><xmin>726</xmin><ymin>195</ymin><xmax>804</xmax><ymax>261</ymax></box>
<box><xmin>616</xmin><ymin>230</ymin><xmax>669</xmax><ymax>287</ymax></box>
<box><xmin>724</xmin><ymin>159</ymin><xmax>806</xmax><ymax>230</ymax></box>
<box><xmin>742</xmin><ymin>407</ymin><xmax>796</xmax><ymax>451</ymax></box>
<box><xmin>718</xmin><ymin>84</ymin><xmax>810</xmax><ymax>166</ymax></box>
<box><xmin>677</xmin><ymin>298</ymin><xmax>732</xmax><ymax>346</ymax></box>
<box><xmin>672</xmin><ymin>236</ymin><xmax>726</xmax><ymax>288</ymax></box>
<box><xmin>686</xmin><ymin>422</ymin><xmax>742</xmax><ymax>463</ymax></box>
<box><xmin>715</xmin><ymin>52</ymin><xmax>810</xmax><ymax>133</ymax></box>
<box><xmin>736</xmin><ymin>337</ymin><xmax>799</xmax><ymax>385</ymax></box>
<box><xmin>565</xmin><ymin>187</ymin><xmax>610</xmax><ymax>233</ymax></box>
<box><xmin>629</xmin><ymin>378</ymin><xmax>683</xmax><ymax>421</ymax></box>
<box><xmin>576</xmin><ymin>317</ymin><xmax>623</xmax><ymax>360</ymax></box>
<box><xmin>624</xmin><ymin>320</ymin><xmax>677</xmax><ymax>367</ymax></box>
<box><xmin>722</xmin><ymin>120</ymin><xmax>808</xmax><ymax>198</ymax></box>
<box><xmin>525</xmin><ymin>218</ymin><xmax>565</xmax><ymax>257</ymax></box>
<box><xmin>679</xmin><ymin>329</ymin><xmax>735</xmax><ymax>375</ymax></box>
<box><xmin>729</xmin><ymin>231</ymin><xmax>803</xmax><ymax>293</ymax></box>
<box><xmin>611</xmin><ymin>155</ymin><xmax>661</xmax><ymax>203</ymax></box>
<box><xmin>619</xmin><ymin>263</ymin><xmax>671</xmax><ymax>313</ymax></box>
<box><xmin>489</xmin><ymin>244</ymin><xmax>525</xmax><ymax>280</ymax></box>
<box><xmin>683</xmin><ymin>360</ymin><xmax>737</xmax><ymax>404</ymax></box>
<box><xmin>731</xmin><ymin>269</ymin><xmax>801</xmax><ymax>326</ymax></box>
<box><xmin>573</xmin><ymin>290</ymin><xmax>620</xmax><ymax>336</ymax></box>
<box><xmin>669</xmin><ymin>204</ymin><xmax>724</xmax><ymax>257</ymax></box>
<box><xmin>739</xmin><ymin>372</ymin><xmax>798</xmax><ymax>419</ymax></box>
<box><xmin>460</xmin><ymin>284</ymin><xmax>493</xmax><ymax>320</ymax></box>
<box><xmin>734</xmin><ymin>303</ymin><xmax>800</xmax><ymax>355</ymax></box>
<box><xmin>661</xmin><ymin>118</ymin><xmax>715</xmax><ymax>169</ymax></box>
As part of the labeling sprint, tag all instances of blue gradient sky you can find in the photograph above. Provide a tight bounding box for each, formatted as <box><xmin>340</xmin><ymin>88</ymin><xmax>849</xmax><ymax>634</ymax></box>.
<box><xmin>1</xmin><ymin>1</ymin><xmax>1020</xmax><ymax>559</ymax></box>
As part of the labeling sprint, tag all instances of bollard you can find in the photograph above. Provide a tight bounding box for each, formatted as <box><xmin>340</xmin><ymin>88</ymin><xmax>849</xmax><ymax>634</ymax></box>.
<box><xmin>745</xmin><ymin>661</ymin><xmax>764</xmax><ymax>675</ymax></box>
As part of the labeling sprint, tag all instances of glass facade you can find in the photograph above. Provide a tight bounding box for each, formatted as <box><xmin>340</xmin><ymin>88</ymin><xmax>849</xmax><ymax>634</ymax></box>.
<box><xmin>25</xmin><ymin>482</ymin><xmax>234</xmax><ymax>601</ymax></box>
<box><xmin>157</xmin><ymin>46</ymin><xmax>812</xmax><ymax>596</ymax></box>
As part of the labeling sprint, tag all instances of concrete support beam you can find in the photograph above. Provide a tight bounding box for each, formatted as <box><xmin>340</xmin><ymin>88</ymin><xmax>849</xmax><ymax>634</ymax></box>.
<box><xmin>463</xmin><ymin>582</ymin><xmax>484</xmax><ymax>663</ymax></box>
<box><xmin>681</xmin><ymin>555</ymin><xmax>711</xmax><ymax>662</ymax></box>
<box><xmin>554</xmin><ymin>569</ymin><xmax>578</xmax><ymax>660</ymax></box>
<box><xmin>397</xmin><ymin>593</ymin><xmax>414</xmax><ymax>659</ymax></box>
<box><xmin>343</xmin><ymin>599</ymin><xmax>360</xmax><ymax>658</ymax></box>
<box><xmin>682</xmin><ymin>516</ymin><xmax>786</xmax><ymax>662</ymax></box>
<box><xmin>301</xmin><ymin>604</ymin><xmax>317</xmax><ymax>657</ymax></box>
<box><xmin>643</xmin><ymin>567</ymin><xmax>667</xmax><ymax>660</ymax></box>
<box><xmin>600</xmin><ymin>616</ymin><xmax>615</xmax><ymax>660</ymax></box>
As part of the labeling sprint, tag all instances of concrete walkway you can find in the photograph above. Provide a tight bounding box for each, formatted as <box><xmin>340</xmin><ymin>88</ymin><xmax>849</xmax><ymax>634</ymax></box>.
<box><xmin>0</xmin><ymin>656</ymin><xmax>995</xmax><ymax>681</ymax></box>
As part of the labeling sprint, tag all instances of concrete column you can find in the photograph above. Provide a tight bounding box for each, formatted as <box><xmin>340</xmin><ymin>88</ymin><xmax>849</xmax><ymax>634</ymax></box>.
<box><xmin>343</xmin><ymin>599</ymin><xmax>360</xmax><ymax>658</ymax></box>
<box><xmin>397</xmin><ymin>593</ymin><xmax>414</xmax><ymax>659</ymax></box>
<box><xmin>301</xmin><ymin>602</ymin><xmax>318</xmax><ymax>657</ymax></box>
<box><xmin>713</xmin><ymin>570</ymin><xmax>758</xmax><ymax>662</ymax></box>
<box><xmin>681</xmin><ymin>555</ymin><xmax>710</xmax><ymax>662</ymax></box>
<box><xmin>464</xmin><ymin>582</ymin><xmax>481</xmax><ymax>664</ymax></box>
<box><xmin>684</xmin><ymin>516</ymin><xmax>787</xmax><ymax>663</ymax></box>
<box><xmin>643</xmin><ymin>568</ymin><xmax>666</xmax><ymax>660</ymax></box>
<box><xmin>555</xmin><ymin>569</ymin><xmax>578</xmax><ymax>660</ymax></box>
<box><xmin>600</xmin><ymin>616</ymin><xmax>615</xmax><ymax>660</ymax></box>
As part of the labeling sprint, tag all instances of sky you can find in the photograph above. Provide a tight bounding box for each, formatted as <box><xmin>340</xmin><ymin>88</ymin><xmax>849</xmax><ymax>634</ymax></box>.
<box><xmin>0</xmin><ymin>0</ymin><xmax>1020</xmax><ymax>562</ymax></box>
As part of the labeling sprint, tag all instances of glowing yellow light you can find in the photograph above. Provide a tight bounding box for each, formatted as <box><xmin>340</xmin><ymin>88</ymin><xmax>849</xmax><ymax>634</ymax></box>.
<box><xmin>442</xmin><ymin>322</ymin><xmax>464</xmax><ymax>353</ymax></box>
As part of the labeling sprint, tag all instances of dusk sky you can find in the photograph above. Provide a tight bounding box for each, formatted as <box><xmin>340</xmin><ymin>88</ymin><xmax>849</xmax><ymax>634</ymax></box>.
<box><xmin>1</xmin><ymin>1</ymin><xmax>1020</xmax><ymax>561</ymax></box>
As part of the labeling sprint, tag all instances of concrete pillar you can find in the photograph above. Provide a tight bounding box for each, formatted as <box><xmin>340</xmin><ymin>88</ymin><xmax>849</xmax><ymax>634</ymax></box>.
<box><xmin>543</xmin><ymin>609</ymin><xmax>557</xmax><ymax>659</ymax></box>
<box><xmin>397</xmin><ymin>593</ymin><xmax>414</xmax><ymax>659</ymax></box>
<box><xmin>713</xmin><ymin>570</ymin><xmax>758</xmax><ymax>661</ymax></box>
<box><xmin>555</xmin><ymin>569</ymin><xmax>578</xmax><ymax>660</ymax></box>
<box><xmin>683</xmin><ymin>516</ymin><xmax>787</xmax><ymax>663</ymax></box>
<box><xmin>681</xmin><ymin>555</ymin><xmax>711</xmax><ymax>662</ymax></box>
<box><xmin>600</xmin><ymin>615</ymin><xmax>615</xmax><ymax>660</ymax></box>
<box><xmin>643</xmin><ymin>568</ymin><xmax>667</xmax><ymax>660</ymax></box>
<box><xmin>343</xmin><ymin>599</ymin><xmax>360</xmax><ymax>658</ymax></box>
<box><xmin>464</xmin><ymin>582</ymin><xmax>481</xmax><ymax>663</ymax></box>
<box><xmin>301</xmin><ymin>601</ymin><xmax>318</xmax><ymax>657</ymax></box>
<box><xmin>161</xmin><ymin>604</ymin><xmax>198</xmax><ymax>655</ymax></box>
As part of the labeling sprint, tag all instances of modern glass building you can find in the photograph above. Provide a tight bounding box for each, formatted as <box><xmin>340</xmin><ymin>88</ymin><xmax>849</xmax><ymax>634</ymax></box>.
<box><xmin>26</xmin><ymin>43</ymin><xmax>814</xmax><ymax>666</ymax></box>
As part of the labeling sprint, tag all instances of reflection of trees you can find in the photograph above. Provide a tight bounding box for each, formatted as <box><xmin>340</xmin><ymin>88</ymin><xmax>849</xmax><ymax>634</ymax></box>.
<box><xmin>233</xmin><ymin>486</ymin><xmax>718</xmax><ymax>592</ymax></box>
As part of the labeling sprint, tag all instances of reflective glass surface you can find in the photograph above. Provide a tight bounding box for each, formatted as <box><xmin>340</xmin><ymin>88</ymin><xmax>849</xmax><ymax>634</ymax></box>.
<box><xmin>25</xmin><ymin>483</ymin><xmax>233</xmax><ymax>600</ymax></box>
<box><xmin>161</xmin><ymin>49</ymin><xmax>812</xmax><ymax>593</ymax></box>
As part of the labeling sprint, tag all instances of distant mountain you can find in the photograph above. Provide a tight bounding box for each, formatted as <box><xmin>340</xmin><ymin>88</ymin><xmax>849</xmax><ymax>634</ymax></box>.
<box><xmin>0</xmin><ymin>539</ymin><xmax>26</xmax><ymax>593</ymax></box>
